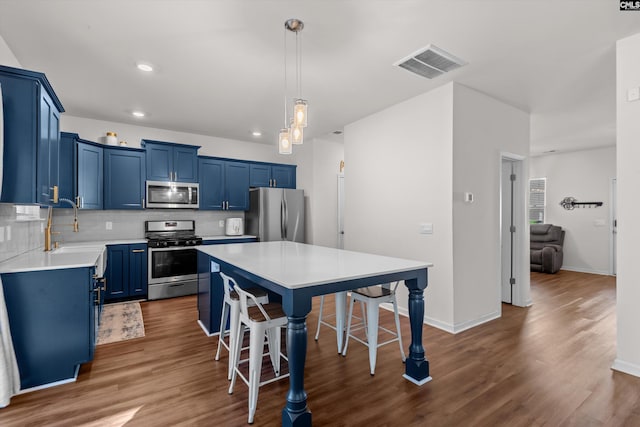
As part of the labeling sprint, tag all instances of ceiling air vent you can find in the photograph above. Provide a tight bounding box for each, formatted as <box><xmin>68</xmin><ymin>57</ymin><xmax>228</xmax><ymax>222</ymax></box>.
<box><xmin>394</xmin><ymin>44</ymin><xmax>466</xmax><ymax>79</ymax></box>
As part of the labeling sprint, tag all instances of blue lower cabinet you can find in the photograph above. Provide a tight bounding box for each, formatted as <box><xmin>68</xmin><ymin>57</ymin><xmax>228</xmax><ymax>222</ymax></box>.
<box><xmin>105</xmin><ymin>244</ymin><xmax>148</xmax><ymax>301</ymax></box>
<box><xmin>1</xmin><ymin>267</ymin><xmax>98</xmax><ymax>389</ymax></box>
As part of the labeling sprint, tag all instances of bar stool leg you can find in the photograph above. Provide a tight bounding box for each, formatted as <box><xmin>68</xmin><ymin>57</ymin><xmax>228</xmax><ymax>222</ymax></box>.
<box><xmin>228</xmin><ymin>323</ymin><xmax>245</xmax><ymax>394</ymax></box>
<box><xmin>248</xmin><ymin>325</ymin><xmax>266</xmax><ymax>424</ymax></box>
<box><xmin>215</xmin><ymin>300</ymin><xmax>230</xmax><ymax>361</ymax></box>
<box><xmin>341</xmin><ymin>296</ymin><xmax>356</xmax><ymax>357</ymax></box>
<box><xmin>266</xmin><ymin>327</ymin><xmax>281</xmax><ymax>376</ymax></box>
<box><xmin>393</xmin><ymin>298</ymin><xmax>406</xmax><ymax>362</ymax></box>
<box><xmin>314</xmin><ymin>295</ymin><xmax>325</xmax><ymax>341</ymax></box>
<box><xmin>227</xmin><ymin>301</ymin><xmax>241</xmax><ymax>379</ymax></box>
<box><xmin>367</xmin><ymin>300</ymin><xmax>380</xmax><ymax>375</ymax></box>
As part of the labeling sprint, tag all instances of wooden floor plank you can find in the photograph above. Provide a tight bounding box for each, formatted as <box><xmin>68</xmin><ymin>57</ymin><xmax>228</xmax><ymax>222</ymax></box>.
<box><xmin>1</xmin><ymin>270</ymin><xmax>639</xmax><ymax>426</ymax></box>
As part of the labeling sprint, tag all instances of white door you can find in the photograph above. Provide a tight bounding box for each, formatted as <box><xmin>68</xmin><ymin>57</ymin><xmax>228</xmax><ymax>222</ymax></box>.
<box><xmin>501</xmin><ymin>160</ymin><xmax>514</xmax><ymax>303</ymax></box>
<box><xmin>337</xmin><ymin>174</ymin><xmax>345</xmax><ymax>249</ymax></box>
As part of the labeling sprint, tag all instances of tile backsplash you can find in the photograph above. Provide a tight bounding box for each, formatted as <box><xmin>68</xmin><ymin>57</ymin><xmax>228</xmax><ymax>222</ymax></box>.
<box><xmin>51</xmin><ymin>208</ymin><xmax>244</xmax><ymax>243</ymax></box>
<box><xmin>0</xmin><ymin>203</ymin><xmax>46</xmax><ymax>262</ymax></box>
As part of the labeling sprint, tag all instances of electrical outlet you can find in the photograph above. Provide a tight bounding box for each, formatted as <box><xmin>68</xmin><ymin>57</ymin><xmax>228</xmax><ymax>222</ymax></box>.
<box><xmin>6</xmin><ymin>225</ymin><xmax>11</xmax><ymax>241</ymax></box>
<box><xmin>219</xmin><ymin>220</ymin><xmax>225</xmax><ymax>227</ymax></box>
<box><xmin>628</xmin><ymin>87</ymin><xmax>640</xmax><ymax>102</ymax></box>
<box><xmin>106</xmin><ymin>221</ymin><xmax>113</xmax><ymax>230</ymax></box>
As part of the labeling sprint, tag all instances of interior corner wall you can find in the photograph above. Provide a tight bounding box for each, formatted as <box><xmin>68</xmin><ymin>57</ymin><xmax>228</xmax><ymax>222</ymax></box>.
<box><xmin>0</xmin><ymin>34</ymin><xmax>20</xmax><ymax>67</ymax></box>
<box><xmin>451</xmin><ymin>83</ymin><xmax>530</xmax><ymax>329</ymax></box>
<box><xmin>529</xmin><ymin>147</ymin><xmax>616</xmax><ymax>275</ymax></box>
<box><xmin>343</xmin><ymin>83</ymin><xmax>455</xmax><ymax>328</ymax></box>
<box><xmin>614</xmin><ymin>32</ymin><xmax>640</xmax><ymax>377</ymax></box>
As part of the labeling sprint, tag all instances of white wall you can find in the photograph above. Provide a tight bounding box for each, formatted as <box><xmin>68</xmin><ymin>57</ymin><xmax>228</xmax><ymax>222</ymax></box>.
<box><xmin>61</xmin><ymin>115</ymin><xmax>296</xmax><ymax>165</ymax></box>
<box><xmin>452</xmin><ymin>84</ymin><xmax>530</xmax><ymax>328</ymax></box>
<box><xmin>344</xmin><ymin>83</ymin><xmax>456</xmax><ymax>327</ymax></box>
<box><xmin>0</xmin><ymin>35</ymin><xmax>20</xmax><ymax>67</ymax></box>
<box><xmin>613</xmin><ymin>32</ymin><xmax>640</xmax><ymax>377</ymax></box>
<box><xmin>530</xmin><ymin>147</ymin><xmax>616</xmax><ymax>275</ymax></box>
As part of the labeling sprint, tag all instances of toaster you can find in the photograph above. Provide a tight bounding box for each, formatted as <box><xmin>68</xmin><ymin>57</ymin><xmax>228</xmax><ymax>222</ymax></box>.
<box><xmin>225</xmin><ymin>218</ymin><xmax>244</xmax><ymax>236</ymax></box>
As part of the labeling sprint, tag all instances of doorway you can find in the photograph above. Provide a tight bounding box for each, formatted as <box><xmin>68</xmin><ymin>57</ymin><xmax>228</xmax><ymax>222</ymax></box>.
<box><xmin>610</xmin><ymin>177</ymin><xmax>617</xmax><ymax>276</ymax></box>
<box><xmin>500</xmin><ymin>154</ymin><xmax>526</xmax><ymax>305</ymax></box>
<box><xmin>337</xmin><ymin>173</ymin><xmax>345</xmax><ymax>249</ymax></box>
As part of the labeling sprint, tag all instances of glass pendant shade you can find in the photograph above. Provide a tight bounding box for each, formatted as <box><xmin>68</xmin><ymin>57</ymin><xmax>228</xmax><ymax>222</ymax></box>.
<box><xmin>279</xmin><ymin>128</ymin><xmax>292</xmax><ymax>154</ymax></box>
<box><xmin>290</xmin><ymin>119</ymin><xmax>304</xmax><ymax>145</ymax></box>
<box><xmin>293</xmin><ymin>99</ymin><xmax>308</xmax><ymax>128</ymax></box>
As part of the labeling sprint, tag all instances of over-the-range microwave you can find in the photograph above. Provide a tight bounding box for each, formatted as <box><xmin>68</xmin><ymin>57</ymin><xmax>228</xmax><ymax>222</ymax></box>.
<box><xmin>145</xmin><ymin>181</ymin><xmax>199</xmax><ymax>209</ymax></box>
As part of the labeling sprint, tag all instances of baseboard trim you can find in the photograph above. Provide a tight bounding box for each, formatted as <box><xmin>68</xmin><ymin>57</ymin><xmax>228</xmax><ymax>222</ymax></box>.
<box><xmin>612</xmin><ymin>358</ymin><xmax>640</xmax><ymax>378</ymax></box>
<box><xmin>382</xmin><ymin>304</ymin><xmax>500</xmax><ymax>334</ymax></box>
<box><xmin>561</xmin><ymin>266</ymin><xmax>612</xmax><ymax>276</ymax></box>
<box><xmin>197</xmin><ymin>320</ymin><xmax>218</xmax><ymax>337</ymax></box>
<box><xmin>452</xmin><ymin>310</ymin><xmax>501</xmax><ymax>334</ymax></box>
<box><xmin>17</xmin><ymin>365</ymin><xmax>80</xmax><ymax>395</ymax></box>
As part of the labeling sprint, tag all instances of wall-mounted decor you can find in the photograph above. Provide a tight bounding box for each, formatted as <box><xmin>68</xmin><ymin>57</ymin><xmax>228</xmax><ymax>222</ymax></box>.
<box><xmin>559</xmin><ymin>196</ymin><xmax>603</xmax><ymax>210</ymax></box>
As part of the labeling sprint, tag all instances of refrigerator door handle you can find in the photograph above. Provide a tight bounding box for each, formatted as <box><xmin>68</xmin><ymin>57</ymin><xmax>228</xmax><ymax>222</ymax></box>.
<box><xmin>281</xmin><ymin>199</ymin><xmax>286</xmax><ymax>239</ymax></box>
<box><xmin>283</xmin><ymin>198</ymin><xmax>288</xmax><ymax>240</ymax></box>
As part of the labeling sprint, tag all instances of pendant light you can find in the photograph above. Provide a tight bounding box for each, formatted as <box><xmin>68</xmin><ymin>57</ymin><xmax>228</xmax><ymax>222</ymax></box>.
<box><xmin>278</xmin><ymin>18</ymin><xmax>307</xmax><ymax>154</ymax></box>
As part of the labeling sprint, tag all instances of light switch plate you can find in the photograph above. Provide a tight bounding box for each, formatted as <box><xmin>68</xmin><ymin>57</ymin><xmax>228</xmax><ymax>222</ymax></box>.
<box><xmin>0</xmin><ymin>226</ymin><xmax>4</xmax><ymax>242</ymax></box>
<box><xmin>5</xmin><ymin>225</ymin><xmax>10</xmax><ymax>241</ymax></box>
<box><xmin>628</xmin><ymin>87</ymin><xmax>640</xmax><ymax>102</ymax></box>
<box><xmin>420</xmin><ymin>223</ymin><xmax>433</xmax><ymax>234</ymax></box>
<box><xmin>219</xmin><ymin>220</ymin><xmax>225</xmax><ymax>227</ymax></box>
<box><xmin>106</xmin><ymin>221</ymin><xmax>113</xmax><ymax>230</ymax></box>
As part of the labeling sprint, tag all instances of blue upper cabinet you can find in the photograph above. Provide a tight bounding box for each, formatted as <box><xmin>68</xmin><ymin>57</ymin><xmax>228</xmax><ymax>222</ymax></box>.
<box><xmin>0</xmin><ymin>65</ymin><xmax>65</xmax><ymax>205</ymax></box>
<box><xmin>141</xmin><ymin>139</ymin><xmax>199</xmax><ymax>183</ymax></box>
<box><xmin>56</xmin><ymin>132</ymin><xmax>77</xmax><ymax>208</ymax></box>
<box><xmin>198</xmin><ymin>157</ymin><xmax>225</xmax><ymax>210</ymax></box>
<box><xmin>104</xmin><ymin>146</ymin><xmax>146</xmax><ymax>210</ymax></box>
<box><xmin>249</xmin><ymin>162</ymin><xmax>296</xmax><ymax>189</ymax></box>
<box><xmin>76</xmin><ymin>139</ymin><xmax>104</xmax><ymax>210</ymax></box>
<box><xmin>198</xmin><ymin>157</ymin><xmax>249</xmax><ymax>211</ymax></box>
<box><xmin>58</xmin><ymin>132</ymin><xmax>104</xmax><ymax>210</ymax></box>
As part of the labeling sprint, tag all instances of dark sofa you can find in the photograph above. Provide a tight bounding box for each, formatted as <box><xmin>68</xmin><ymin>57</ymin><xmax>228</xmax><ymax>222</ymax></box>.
<box><xmin>530</xmin><ymin>224</ymin><xmax>565</xmax><ymax>273</ymax></box>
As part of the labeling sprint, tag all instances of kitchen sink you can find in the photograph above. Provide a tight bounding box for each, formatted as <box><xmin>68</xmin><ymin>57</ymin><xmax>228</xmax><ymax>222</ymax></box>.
<box><xmin>51</xmin><ymin>245</ymin><xmax>107</xmax><ymax>277</ymax></box>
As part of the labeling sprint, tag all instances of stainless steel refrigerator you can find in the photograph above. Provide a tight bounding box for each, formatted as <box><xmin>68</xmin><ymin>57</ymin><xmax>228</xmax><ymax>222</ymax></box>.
<box><xmin>246</xmin><ymin>187</ymin><xmax>305</xmax><ymax>242</ymax></box>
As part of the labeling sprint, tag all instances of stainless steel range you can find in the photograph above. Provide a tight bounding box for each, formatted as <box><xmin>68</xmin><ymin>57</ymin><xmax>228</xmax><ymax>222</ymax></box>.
<box><xmin>145</xmin><ymin>220</ymin><xmax>203</xmax><ymax>300</ymax></box>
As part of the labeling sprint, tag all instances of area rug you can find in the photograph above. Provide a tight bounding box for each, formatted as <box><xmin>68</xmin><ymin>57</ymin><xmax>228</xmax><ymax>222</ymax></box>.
<box><xmin>97</xmin><ymin>302</ymin><xmax>145</xmax><ymax>345</ymax></box>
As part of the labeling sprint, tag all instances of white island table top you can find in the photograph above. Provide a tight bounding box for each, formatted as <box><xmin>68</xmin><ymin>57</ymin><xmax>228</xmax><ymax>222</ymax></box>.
<box><xmin>197</xmin><ymin>241</ymin><xmax>432</xmax><ymax>290</ymax></box>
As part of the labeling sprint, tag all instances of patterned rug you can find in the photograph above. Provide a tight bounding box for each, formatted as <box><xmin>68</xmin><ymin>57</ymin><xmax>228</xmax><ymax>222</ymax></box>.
<box><xmin>97</xmin><ymin>302</ymin><xmax>145</xmax><ymax>345</ymax></box>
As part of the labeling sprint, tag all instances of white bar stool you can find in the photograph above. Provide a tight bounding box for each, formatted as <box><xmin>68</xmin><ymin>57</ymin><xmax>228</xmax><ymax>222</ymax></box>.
<box><xmin>341</xmin><ymin>281</ymin><xmax>406</xmax><ymax>375</ymax></box>
<box><xmin>228</xmin><ymin>286</ymin><xmax>289</xmax><ymax>424</ymax></box>
<box><xmin>215</xmin><ymin>272</ymin><xmax>269</xmax><ymax>380</ymax></box>
<box><xmin>314</xmin><ymin>292</ymin><xmax>365</xmax><ymax>353</ymax></box>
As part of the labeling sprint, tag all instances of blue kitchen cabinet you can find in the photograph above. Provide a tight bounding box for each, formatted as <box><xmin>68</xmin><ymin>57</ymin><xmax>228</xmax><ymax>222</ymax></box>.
<box><xmin>0</xmin><ymin>65</ymin><xmax>64</xmax><ymax>205</ymax></box>
<box><xmin>1</xmin><ymin>266</ymin><xmax>100</xmax><ymax>389</ymax></box>
<box><xmin>77</xmin><ymin>138</ymin><xmax>104</xmax><ymax>209</ymax></box>
<box><xmin>141</xmin><ymin>139</ymin><xmax>199</xmax><ymax>183</ymax></box>
<box><xmin>56</xmin><ymin>132</ymin><xmax>103</xmax><ymax>210</ymax></box>
<box><xmin>198</xmin><ymin>157</ymin><xmax>250</xmax><ymax>211</ymax></box>
<box><xmin>105</xmin><ymin>244</ymin><xmax>148</xmax><ymax>301</ymax></box>
<box><xmin>55</xmin><ymin>132</ymin><xmax>77</xmax><ymax>208</ymax></box>
<box><xmin>104</xmin><ymin>146</ymin><xmax>146</xmax><ymax>209</ymax></box>
<box><xmin>249</xmin><ymin>162</ymin><xmax>296</xmax><ymax>188</ymax></box>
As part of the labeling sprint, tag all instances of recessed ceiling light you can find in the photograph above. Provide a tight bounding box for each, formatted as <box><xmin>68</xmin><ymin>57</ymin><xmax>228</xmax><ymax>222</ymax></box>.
<box><xmin>252</xmin><ymin>131</ymin><xmax>262</xmax><ymax>137</ymax></box>
<box><xmin>132</xmin><ymin>111</ymin><xmax>145</xmax><ymax>118</ymax></box>
<box><xmin>136</xmin><ymin>63</ymin><xmax>153</xmax><ymax>72</ymax></box>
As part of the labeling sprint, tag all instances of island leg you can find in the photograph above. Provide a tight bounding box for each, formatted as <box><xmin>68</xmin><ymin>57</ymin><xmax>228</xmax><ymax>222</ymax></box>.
<box><xmin>403</xmin><ymin>275</ymin><xmax>432</xmax><ymax>385</ymax></box>
<box><xmin>282</xmin><ymin>315</ymin><xmax>313</xmax><ymax>427</ymax></box>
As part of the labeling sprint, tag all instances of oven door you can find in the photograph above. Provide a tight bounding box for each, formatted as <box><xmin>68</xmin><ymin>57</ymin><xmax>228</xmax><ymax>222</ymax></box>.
<box><xmin>148</xmin><ymin>246</ymin><xmax>198</xmax><ymax>285</ymax></box>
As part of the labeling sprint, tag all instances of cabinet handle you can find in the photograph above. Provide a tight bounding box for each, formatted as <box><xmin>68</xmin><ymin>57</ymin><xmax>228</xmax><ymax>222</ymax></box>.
<box><xmin>132</xmin><ymin>249</ymin><xmax>145</xmax><ymax>253</ymax></box>
<box><xmin>142</xmin><ymin>198</ymin><xmax>145</xmax><ymax>208</ymax></box>
<box><xmin>274</xmin><ymin>179</ymin><xmax>277</xmax><ymax>187</ymax></box>
<box><xmin>51</xmin><ymin>185</ymin><xmax>59</xmax><ymax>204</ymax></box>
<box><xmin>269</xmin><ymin>179</ymin><xmax>273</xmax><ymax>187</ymax></box>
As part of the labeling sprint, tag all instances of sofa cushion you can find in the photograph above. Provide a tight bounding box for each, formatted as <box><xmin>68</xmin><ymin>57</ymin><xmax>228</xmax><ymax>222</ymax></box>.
<box><xmin>530</xmin><ymin>224</ymin><xmax>562</xmax><ymax>243</ymax></box>
<box><xmin>531</xmin><ymin>224</ymin><xmax>552</xmax><ymax>235</ymax></box>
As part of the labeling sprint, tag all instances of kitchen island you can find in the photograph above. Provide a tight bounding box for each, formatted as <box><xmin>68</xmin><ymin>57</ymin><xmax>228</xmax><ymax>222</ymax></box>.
<box><xmin>197</xmin><ymin>241</ymin><xmax>432</xmax><ymax>427</ymax></box>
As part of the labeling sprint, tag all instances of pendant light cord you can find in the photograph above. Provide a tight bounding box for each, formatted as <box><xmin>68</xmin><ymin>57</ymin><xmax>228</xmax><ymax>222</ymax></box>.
<box><xmin>283</xmin><ymin>26</ymin><xmax>288</xmax><ymax>128</ymax></box>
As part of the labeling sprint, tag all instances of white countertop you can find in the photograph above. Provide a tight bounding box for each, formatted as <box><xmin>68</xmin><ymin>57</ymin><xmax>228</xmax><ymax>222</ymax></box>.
<box><xmin>198</xmin><ymin>241</ymin><xmax>433</xmax><ymax>289</ymax></box>
<box><xmin>0</xmin><ymin>244</ymin><xmax>106</xmax><ymax>274</ymax></box>
<box><xmin>202</xmin><ymin>235</ymin><xmax>256</xmax><ymax>241</ymax></box>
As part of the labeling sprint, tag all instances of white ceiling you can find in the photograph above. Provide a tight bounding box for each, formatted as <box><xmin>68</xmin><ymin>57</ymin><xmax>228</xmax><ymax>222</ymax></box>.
<box><xmin>1</xmin><ymin>1</ymin><xmax>639</xmax><ymax>155</ymax></box>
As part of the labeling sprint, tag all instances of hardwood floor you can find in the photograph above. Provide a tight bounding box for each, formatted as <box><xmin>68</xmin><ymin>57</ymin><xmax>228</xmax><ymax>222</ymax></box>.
<box><xmin>2</xmin><ymin>270</ymin><xmax>639</xmax><ymax>426</ymax></box>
